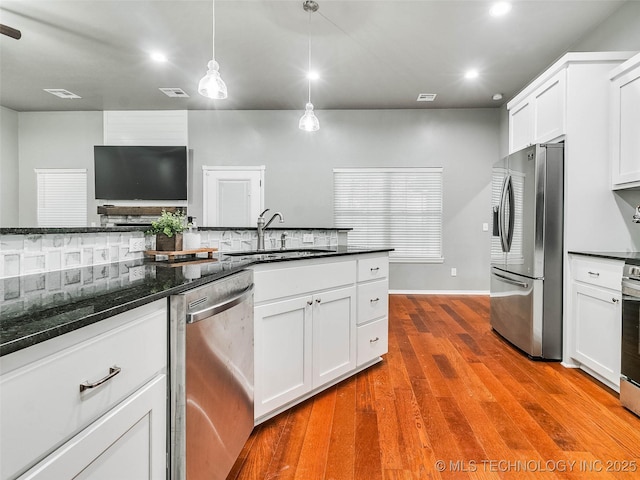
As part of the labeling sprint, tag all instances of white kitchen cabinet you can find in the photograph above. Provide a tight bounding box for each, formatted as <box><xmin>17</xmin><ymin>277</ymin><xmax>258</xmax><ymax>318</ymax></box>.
<box><xmin>252</xmin><ymin>253</ymin><xmax>389</xmax><ymax>423</ymax></box>
<box><xmin>0</xmin><ymin>300</ymin><xmax>167</xmax><ymax>480</ymax></box>
<box><xmin>610</xmin><ymin>52</ymin><xmax>640</xmax><ymax>189</ymax></box>
<box><xmin>355</xmin><ymin>253</ymin><xmax>390</xmax><ymax>366</ymax></box>
<box><xmin>253</xmin><ymin>258</ymin><xmax>357</xmax><ymax>421</ymax></box>
<box><xmin>508</xmin><ymin>69</ymin><xmax>566</xmax><ymax>153</ymax></box>
<box><xmin>567</xmin><ymin>255</ymin><xmax>623</xmax><ymax>391</ymax></box>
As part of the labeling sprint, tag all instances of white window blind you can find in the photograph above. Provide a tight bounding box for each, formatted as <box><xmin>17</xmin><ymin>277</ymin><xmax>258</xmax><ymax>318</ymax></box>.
<box><xmin>334</xmin><ymin>168</ymin><xmax>443</xmax><ymax>262</ymax></box>
<box><xmin>35</xmin><ymin>169</ymin><xmax>87</xmax><ymax>227</ymax></box>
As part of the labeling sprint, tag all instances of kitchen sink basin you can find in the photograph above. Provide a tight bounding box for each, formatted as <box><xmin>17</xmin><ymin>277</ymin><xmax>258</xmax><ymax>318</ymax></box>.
<box><xmin>224</xmin><ymin>248</ymin><xmax>335</xmax><ymax>260</ymax></box>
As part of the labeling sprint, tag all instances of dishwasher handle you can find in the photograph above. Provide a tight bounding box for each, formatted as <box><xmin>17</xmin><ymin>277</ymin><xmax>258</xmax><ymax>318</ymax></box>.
<box><xmin>187</xmin><ymin>285</ymin><xmax>254</xmax><ymax>324</ymax></box>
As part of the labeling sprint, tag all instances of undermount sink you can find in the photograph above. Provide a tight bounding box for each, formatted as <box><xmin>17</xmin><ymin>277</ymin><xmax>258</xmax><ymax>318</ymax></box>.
<box><xmin>224</xmin><ymin>248</ymin><xmax>335</xmax><ymax>260</ymax></box>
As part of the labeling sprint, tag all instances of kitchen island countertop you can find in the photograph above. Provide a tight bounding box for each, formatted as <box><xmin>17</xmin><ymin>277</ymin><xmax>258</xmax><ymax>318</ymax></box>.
<box><xmin>0</xmin><ymin>246</ymin><xmax>391</xmax><ymax>356</ymax></box>
<box><xmin>569</xmin><ymin>251</ymin><xmax>640</xmax><ymax>264</ymax></box>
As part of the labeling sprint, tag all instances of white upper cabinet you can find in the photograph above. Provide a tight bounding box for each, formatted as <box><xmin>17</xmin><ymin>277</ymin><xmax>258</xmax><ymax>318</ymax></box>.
<box><xmin>610</xmin><ymin>52</ymin><xmax>640</xmax><ymax>189</ymax></box>
<box><xmin>507</xmin><ymin>52</ymin><xmax>635</xmax><ymax>154</ymax></box>
<box><xmin>508</xmin><ymin>69</ymin><xmax>566</xmax><ymax>153</ymax></box>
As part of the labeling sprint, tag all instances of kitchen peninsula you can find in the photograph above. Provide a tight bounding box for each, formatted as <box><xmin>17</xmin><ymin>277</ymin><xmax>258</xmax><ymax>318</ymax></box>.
<box><xmin>0</xmin><ymin>225</ymin><xmax>391</xmax><ymax>480</ymax></box>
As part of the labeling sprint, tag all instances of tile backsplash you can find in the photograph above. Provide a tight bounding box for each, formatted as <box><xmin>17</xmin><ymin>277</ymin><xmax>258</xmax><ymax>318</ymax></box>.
<box><xmin>0</xmin><ymin>232</ymin><xmax>148</xmax><ymax>279</ymax></box>
<box><xmin>0</xmin><ymin>228</ymin><xmax>348</xmax><ymax>279</ymax></box>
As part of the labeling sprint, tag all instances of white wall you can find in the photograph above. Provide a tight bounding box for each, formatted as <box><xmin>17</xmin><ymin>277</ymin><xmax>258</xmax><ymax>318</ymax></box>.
<box><xmin>571</xmin><ymin>1</ymin><xmax>640</xmax><ymax>52</ymax></box>
<box><xmin>189</xmin><ymin>109</ymin><xmax>500</xmax><ymax>292</ymax></box>
<box><xmin>0</xmin><ymin>106</ymin><xmax>19</xmax><ymax>226</ymax></box>
<box><xmin>17</xmin><ymin>112</ymin><xmax>103</xmax><ymax>227</ymax></box>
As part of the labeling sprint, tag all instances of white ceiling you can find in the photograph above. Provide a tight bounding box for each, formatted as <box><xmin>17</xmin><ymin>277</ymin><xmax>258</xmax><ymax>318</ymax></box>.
<box><xmin>0</xmin><ymin>0</ymin><xmax>628</xmax><ymax>112</ymax></box>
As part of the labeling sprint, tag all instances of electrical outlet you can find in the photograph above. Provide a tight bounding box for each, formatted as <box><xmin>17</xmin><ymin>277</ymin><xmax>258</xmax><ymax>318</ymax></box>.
<box><xmin>303</xmin><ymin>234</ymin><xmax>314</xmax><ymax>244</ymax></box>
<box><xmin>482</xmin><ymin>222</ymin><xmax>489</xmax><ymax>232</ymax></box>
<box><xmin>451</xmin><ymin>267</ymin><xmax>457</xmax><ymax>277</ymax></box>
<box><xmin>129</xmin><ymin>237</ymin><xmax>145</xmax><ymax>252</ymax></box>
<box><xmin>129</xmin><ymin>266</ymin><xmax>145</xmax><ymax>282</ymax></box>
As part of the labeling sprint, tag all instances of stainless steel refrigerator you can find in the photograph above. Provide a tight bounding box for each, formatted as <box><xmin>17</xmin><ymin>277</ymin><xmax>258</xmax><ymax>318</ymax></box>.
<box><xmin>490</xmin><ymin>143</ymin><xmax>564</xmax><ymax>360</ymax></box>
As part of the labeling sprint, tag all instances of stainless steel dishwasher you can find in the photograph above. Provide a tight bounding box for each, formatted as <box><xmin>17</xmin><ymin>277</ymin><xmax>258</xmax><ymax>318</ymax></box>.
<box><xmin>169</xmin><ymin>269</ymin><xmax>254</xmax><ymax>480</ymax></box>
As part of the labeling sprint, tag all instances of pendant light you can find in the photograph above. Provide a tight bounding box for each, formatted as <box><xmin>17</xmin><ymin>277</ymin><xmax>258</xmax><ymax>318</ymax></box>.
<box><xmin>299</xmin><ymin>0</ymin><xmax>320</xmax><ymax>132</ymax></box>
<box><xmin>198</xmin><ymin>0</ymin><xmax>227</xmax><ymax>99</ymax></box>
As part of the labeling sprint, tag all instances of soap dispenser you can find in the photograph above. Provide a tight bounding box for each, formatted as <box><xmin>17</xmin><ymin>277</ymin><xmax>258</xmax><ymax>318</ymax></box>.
<box><xmin>183</xmin><ymin>217</ymin><xmax>201</xmax><ymax>250</ymax></box>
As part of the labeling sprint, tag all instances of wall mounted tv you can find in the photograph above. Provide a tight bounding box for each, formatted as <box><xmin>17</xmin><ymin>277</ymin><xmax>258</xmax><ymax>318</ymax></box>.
<box><xmin>94</xmin><ymin>145</ymin><xmax>188</xmax><ymax>201</ymax></box>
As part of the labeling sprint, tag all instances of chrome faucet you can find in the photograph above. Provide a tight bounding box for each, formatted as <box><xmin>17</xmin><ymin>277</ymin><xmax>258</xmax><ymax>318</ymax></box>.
<box><xmin>257</xmin><ymin>208</ymin><xmax>284</xmax><ymax>251</ymax></box>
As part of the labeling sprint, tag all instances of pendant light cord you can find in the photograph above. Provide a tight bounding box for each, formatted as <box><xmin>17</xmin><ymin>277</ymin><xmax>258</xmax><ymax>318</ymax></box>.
<box><xmin>212</xmin><ymin>0</ymin><xmax>216</xmax><ymax>60</ymax></box>
<box><xmin>307</xmin><ymin>9</ymin><xmax>312</xmax><ymax>103</ymax></box>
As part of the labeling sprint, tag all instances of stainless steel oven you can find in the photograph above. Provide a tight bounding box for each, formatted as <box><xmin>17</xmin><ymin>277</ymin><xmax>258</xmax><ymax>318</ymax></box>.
<box><xmin>621</xmin><ymin>263</ymin><xmax>640</xmax><ymax>417</ymax></box>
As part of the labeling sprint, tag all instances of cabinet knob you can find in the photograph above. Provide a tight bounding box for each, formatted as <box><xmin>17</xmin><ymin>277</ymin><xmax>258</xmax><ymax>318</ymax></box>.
<box><xmin>307</xmin><ymin>300</ymin><xmax>313</xmax><ymax>306</ymax></box>
<box><xmin>315</xmin><ymin>298</ymin><xmax>321</xmax><ymax>304</ymax></box>
<box><xmin>613</xmin><ymin>298</ymin><xmax>620</xmax><ymax>303</ymax></box>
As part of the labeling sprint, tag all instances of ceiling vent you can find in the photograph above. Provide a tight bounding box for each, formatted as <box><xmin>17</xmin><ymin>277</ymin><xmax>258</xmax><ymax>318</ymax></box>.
<box><xmin>416</xmin><ymin>93</ymin><xmax>437</xmax><ymax>102</ymax></box>
<box><xmin>159</xmin><ymin>88</ymin><xmax>190</xmax><ymax>98</ymax></box>
<box><xmin>43</xmin><ymin>89</ymin><xmax>81</xmax><ymax>99</ymax></box>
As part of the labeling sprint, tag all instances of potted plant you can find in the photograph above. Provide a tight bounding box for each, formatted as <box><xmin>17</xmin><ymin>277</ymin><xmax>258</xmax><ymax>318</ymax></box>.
<box><xmin>147</xmin><ymin>210</ymin><xmax>188</xmax><ymax>251</ymax></box>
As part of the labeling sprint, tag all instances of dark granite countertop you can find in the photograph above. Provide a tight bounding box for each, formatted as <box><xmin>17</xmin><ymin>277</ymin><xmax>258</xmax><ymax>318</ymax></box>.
<box><xmin>569</xmin><ymin>251</ymin><xmax>640</xmax><ymax>264</ymax></box>
<box><xmin>0</xmin><ymin>246</ymin><xmax>390</xmax><ymax>356</ymax></box>
<box><xmin>0</xmin><ymin>226</ymin><xmax>352</xmax><ymax>235</ymax></box>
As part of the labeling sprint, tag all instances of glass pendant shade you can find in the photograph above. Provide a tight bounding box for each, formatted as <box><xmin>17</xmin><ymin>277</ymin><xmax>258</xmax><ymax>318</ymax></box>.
<box><xmin>299</xmin><ymin>102</ymin><xmax>320</xmax><ymax>132</ymax></box>
<box><xmin>198</xmin><ymin>60</ymin><xmax>227</xmax><ymax>99</ymax></box>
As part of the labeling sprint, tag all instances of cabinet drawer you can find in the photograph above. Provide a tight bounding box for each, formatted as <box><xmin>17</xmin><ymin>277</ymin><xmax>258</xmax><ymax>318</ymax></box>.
<box><xmin>572</xmin><ymin>256</ymin><xmax>623</xmax><ymax>291</ymax></box>
<box><xmin>357</xmin><ymin>255</ymin><xmax>389</xmax><ymax>282</ymax></box>
<box><xmin>357</xmin><ymin>317</ymin><xmax>388</xmax><ymax>367</ymax></box>
<box><xmin>357</xmin><ymin>279</ymin><xmax>389</xmax><ymax>325</ymax></box>
<box><xmin>253</xmin><ymin>259</ymin><xmax>356</xmax><ymax>303</ymax></box>
<box><xmin>0</xmin><ymin>302</ymin><xmax>166</xmax><ymax>480</ymax></box>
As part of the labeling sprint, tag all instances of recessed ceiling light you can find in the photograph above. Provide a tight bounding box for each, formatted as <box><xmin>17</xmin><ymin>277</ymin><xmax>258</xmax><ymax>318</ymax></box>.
<box><xmin>465</xmin><ymin>69</ymin><xmax>479</xmax><ymax>80</ymax></box>
<box><xmin>492</xmin><ymin>93</ymin><xmax>504</xmax><ymax>101</ymax></box>
<box><xmin>490</xmin><ymin>2</ymin><xmax>512</xmax><ymax>17</ymax></box>
<box><xmin>150</xmin><ymin>51</ymin><xmax>168</xmax><ymax>62</ymax></box>
<box><xmin>43</xmin><ymin>89</ymin><xmax>81</xmax><ymax>99</ymax></box>
<box><xmin>307</xmin><ymin>71</ymin><xmax>320</xmax><ymax>81</ymax></box>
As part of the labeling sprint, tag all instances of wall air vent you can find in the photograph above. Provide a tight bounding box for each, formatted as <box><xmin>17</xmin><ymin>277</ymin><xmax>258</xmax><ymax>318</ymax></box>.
<box><xmin>44</xmin><ymin>89</ymin><xmax>81</xmax><ymax>99</ymax></box>
<box><xmin>159</xmin><ymin>88</ymin><xmax>190</xmax><ymax>98</ymax></box>
<box><xmin>416</xmin><ymin>93</ymin><xmax>437</xmax><ymax>102</ymax></box>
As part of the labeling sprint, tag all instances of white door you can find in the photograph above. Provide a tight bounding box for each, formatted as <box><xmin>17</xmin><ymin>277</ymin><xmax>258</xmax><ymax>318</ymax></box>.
<box><xmin>202</xmin><ymin>166</ymin><xmax>264</xmax><ymax>226</ymax></box>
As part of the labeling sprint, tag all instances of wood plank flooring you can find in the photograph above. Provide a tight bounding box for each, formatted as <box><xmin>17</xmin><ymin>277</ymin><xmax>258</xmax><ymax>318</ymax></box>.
<box><xmin>227</xmin><ymin>295</ymin><xmax>640</xmax><ymax>480</ymax></box>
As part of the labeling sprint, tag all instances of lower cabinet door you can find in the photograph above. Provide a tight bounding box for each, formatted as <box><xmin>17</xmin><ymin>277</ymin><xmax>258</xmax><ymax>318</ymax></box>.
<box><xmin>18</xmin><ymin>375</ymin><xmax>166</xmax><ymax>480</ymax></box>
<box><xmin>254</xmin><ymin>296</ymin><xmax>313</xmax><ymax>420</ymax></box>
<box><xmin>312</xmin><ymin>286</ymin><xmax>356</xmax><ymax>388</ymax></box>
<box><xmin>572</xmin><ymin>283</ymin><xmax>622</xmax><ymax>387</ymax></box>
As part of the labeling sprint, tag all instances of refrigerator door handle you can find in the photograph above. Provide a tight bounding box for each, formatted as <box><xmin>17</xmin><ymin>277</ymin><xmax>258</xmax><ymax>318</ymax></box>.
<box><xmin>492</xmin><ymin>270</ymin><xmax>529</xmax><ymax>289</ymax></box>
<box><xmin>505</xmin><ymin>175</ymin><xmax>515</xmax><ymax>251</ymax></box>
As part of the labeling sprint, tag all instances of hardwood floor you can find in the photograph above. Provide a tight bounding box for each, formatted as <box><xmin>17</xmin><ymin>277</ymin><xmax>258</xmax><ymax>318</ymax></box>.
<box><xmin>228</xmin><ymin>295</ymin><xmax>640</xmax><ymax>479</ymax></box>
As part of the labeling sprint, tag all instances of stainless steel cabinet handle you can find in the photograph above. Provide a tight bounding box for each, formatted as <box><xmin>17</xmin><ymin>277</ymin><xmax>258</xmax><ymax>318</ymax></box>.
<box><xmin>370</xmin><ymin>297</ymin><xmax>380</xmax><ymax>303</ymax></box>
<box><xmin>370</xmin><ymin>337</ymin><xmax>380</xmax><ymax>343</ymax></box>
<box><xmin>80</xmin><ymin>366</ymin><xmax>121</xmax><ymax>393</ymax></box>
<box><xmin>588</xmin><ymin>271</ymin><xmax>600</xmax><ymax>277</ymax></box>
<box><xmin>307</xmin><ymin>300</ymin><xmax>313</xmax><ymax>306</ymax></box>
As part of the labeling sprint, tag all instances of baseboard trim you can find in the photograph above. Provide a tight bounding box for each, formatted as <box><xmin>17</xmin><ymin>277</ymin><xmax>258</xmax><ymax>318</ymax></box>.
<box><xmin>389</xmin><ymin>290</ymin><xmax>490</xmax><ymax>296</ymax></box>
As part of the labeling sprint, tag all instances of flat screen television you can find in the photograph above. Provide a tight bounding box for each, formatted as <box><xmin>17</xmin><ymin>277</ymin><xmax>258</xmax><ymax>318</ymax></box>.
<box><xmin>94</xmin><ymin>145</ymin><xmax>188</xmax><ymax>200</ymax></box>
